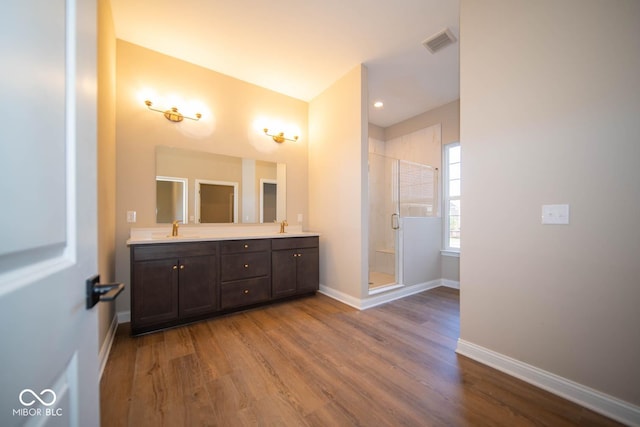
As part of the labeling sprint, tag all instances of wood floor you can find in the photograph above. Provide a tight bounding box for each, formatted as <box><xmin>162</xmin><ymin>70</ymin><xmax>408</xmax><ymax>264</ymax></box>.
<box><xmin>100</xmin><ymin>287</ymin><xmax>621</xmax><ymax>426</ymax></box>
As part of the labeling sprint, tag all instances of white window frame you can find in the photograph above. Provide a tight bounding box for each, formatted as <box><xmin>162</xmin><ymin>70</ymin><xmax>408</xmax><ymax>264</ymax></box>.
<box><xmin>442</xmin><ymin>142</ymin><xmax>460</xmax><ymax>255</ymax></box>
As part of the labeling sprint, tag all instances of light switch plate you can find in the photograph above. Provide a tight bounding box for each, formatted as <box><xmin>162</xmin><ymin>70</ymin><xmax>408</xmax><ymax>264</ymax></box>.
<box><xmin>126</xmin><ymin>210</ymin><xmax>136</xmax><ymax>223</ymax></box>
<box><xmin>541</xmin><ymin>204</ymin><xmax>569</xmax><ymax>225</ymax></box>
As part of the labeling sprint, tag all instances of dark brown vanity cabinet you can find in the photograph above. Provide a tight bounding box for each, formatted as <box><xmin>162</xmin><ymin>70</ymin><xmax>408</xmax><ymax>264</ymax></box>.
<box><xmin>220</xmin><ymin>239</ymin><xmax>271</xmax><ymax>309</ymax></box>
<box><xmin>131</xmin><ymin>242</ymin><xmax>219</xmax><ymax>334</ymax></box>
<box><xmin>129</xmin><ymin>236</ymin><xmax>319</xmax><ymax>335</ymax></box>
<box><xmin>272</xmin><ymin>237</ymin><xmax>319</xmax><ymax>297</ymax></box>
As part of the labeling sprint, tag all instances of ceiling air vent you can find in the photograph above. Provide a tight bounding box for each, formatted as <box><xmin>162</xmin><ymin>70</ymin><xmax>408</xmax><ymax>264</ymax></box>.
<box><xmin>422</xmin><ymin>28</ymin><xmax>457</xmax><ymax>54</ymax></box>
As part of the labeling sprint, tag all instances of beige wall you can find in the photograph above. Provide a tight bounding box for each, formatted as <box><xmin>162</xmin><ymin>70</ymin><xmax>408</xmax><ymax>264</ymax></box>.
<box><xmin>309</xmin><ymin>65</ymin><xmax>368</xmax><ymax>298</ymax></box>
<box><xmin>115</xmin><ymin>41</ymin><xmax>309</xmax><ymax>313</ymax></box>
<box><xmin>368</xmin><ymin>123</ymin><xmax>385</xmax><ymax>141</ymax></box>
<box><xmin>97</xmin><ymin>0</ymin><xmax>117</xmax><ymax>353</ymax></box>
<box><xmin>460</xmin><ymin>0</ymin><xmax>640</xmax><ymax>405</ymax></box>
<box><xmin>385</xmin><ymin>99</ymin><xmax>459</xmax><ymax>146</ymax></box>
<box><xmin>386</xmin><ymin>100</ymin><xmax>461</xmax><ymax>282</ymax></box>
<box><xmin>441</xmin><ymin>255</ymin><xmax>459</xmax><ymax>282</ymax></box>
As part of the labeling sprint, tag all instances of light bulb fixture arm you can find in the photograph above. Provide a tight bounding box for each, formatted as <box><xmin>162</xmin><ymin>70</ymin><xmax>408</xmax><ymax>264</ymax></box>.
<box><xmin>145</xmin><ymin>100</ymin><xmax>201</xmax><ymax>122</ymax></box>
<box><xmin>263</xmin><ymin>128</ymin><xmax>299</xmax><ymax>143</ymax></box>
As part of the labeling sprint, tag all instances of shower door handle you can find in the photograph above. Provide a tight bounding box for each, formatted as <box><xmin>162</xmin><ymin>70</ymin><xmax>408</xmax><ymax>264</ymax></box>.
<box><xmin>391</xmin><ymin>213</ymin><xmax>400</xmax><ymax>230</ymax></box>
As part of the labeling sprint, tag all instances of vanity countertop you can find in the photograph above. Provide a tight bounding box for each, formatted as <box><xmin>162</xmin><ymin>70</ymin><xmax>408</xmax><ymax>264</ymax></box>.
<box><xmin>127</xmin><ymin>224</ymin><xmax>319</xmax><ymax>246</ymax></box>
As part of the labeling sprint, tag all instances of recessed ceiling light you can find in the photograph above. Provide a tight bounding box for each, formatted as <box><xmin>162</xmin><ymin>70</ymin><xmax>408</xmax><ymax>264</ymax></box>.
<box><xmin>373</xmin><ymin>101</ymin><xmax>384</xmax><ymax>108</ymax></box>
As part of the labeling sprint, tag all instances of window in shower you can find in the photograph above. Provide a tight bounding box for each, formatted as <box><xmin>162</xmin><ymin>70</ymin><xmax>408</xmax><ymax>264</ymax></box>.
<box><xmin>398</xmin><ymin>159</ymin><xmax>438</xmax><ymax>218</ymax></box>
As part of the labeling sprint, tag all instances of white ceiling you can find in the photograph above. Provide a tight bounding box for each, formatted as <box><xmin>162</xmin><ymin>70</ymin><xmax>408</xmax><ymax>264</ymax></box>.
<box><xmin>110</xmin><ymin>0</ymin><xmax>459</xmax><ymax>128</ymax></box>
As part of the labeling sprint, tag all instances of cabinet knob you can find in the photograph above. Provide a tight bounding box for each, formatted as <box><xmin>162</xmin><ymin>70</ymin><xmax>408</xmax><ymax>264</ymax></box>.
<box><xmin>244</xmin><ymin>244</ymin><xmax>249</xmax><ymax>248</ymax></box>
<box><xmin>243</xmin><ymin>289</ymin><xmax>249</xmax><ymax>294</ymax></box>
<box><xmin>172</xmin><ymin>265</ymin><xmax>178</xmax><ymax>270</ymax></box>
<box><xmin>180</xmin><ymin>265</ymin><xmax>185</xmax><ymax>270</ymax></box>
<box><xmin>244</xmin><ymin>264</ymin><xmax>249</xmax><ymax>268</ymax></box>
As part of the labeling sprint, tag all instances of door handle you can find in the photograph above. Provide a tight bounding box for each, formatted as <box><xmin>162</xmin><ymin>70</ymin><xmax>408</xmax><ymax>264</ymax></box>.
<box><xmin>391</xmin><ymin>213</ymin><xmax>400</xmax><ymax>230</ymax></box>
<box><xmin>86</xmin><ymin>274</ymin><xmax>125</xmax><ymax>309</ymax></box>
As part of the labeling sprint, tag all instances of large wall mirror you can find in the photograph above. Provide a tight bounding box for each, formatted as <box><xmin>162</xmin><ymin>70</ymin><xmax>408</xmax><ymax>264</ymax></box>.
<box><xmin>156</xmin><ymin>146</ymin><xmax>286</xmax><ymax>224</ymax></box>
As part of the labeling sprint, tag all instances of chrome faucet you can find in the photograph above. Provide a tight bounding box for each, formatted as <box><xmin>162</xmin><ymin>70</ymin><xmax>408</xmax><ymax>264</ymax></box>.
<box><xmin>172</xmin><ymin>220</ymin><xmax>180</xmax><ymax>236</ymax></box>
<box><xmin>279</xmin><ymin>219</ymin><xmax>288</xmax><ymax>234</ymax></box>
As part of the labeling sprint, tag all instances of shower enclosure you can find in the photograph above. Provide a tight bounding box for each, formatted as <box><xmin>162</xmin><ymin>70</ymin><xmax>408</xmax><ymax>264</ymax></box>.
<box><xmin>368</xmin><ymin>152</ymin><xmax>438</xmax><ymax>291</ymax></box>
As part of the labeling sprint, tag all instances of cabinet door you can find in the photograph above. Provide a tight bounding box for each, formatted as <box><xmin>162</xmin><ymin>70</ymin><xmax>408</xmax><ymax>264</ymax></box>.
<box><xmin>178</xmin><ymin>254</ymin><xmax>218</xmax><ymax>318</ymax></box>
<box><xmin>272</xmin><ymin>249</ymin><xmax>297</xmax><ymax>297</ymax></box>
<box><xmin>296</xmin><ymin>247</ymin><xmax>319</xmax><ymax>293</ymax></box>
<box><xmin>132</xmin><ymin>258</ymin><xmax>179</xmax><ymax>328</ymax></box>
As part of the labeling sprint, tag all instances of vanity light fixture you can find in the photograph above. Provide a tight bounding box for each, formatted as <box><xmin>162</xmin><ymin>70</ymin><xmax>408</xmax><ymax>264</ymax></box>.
<box><xmin>263</xmin><ymin>128</ymin><xmax>299</xmax><ymax>143</ymax></box>
<box><xmin>145</xmin><ymin>100</ymin><xmax>202</xmax><ymax>122</ymax></box>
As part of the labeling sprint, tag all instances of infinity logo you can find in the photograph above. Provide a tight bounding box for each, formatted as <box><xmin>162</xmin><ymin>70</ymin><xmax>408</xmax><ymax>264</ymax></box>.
<box><xmin>19</xmin><ymin>389</ymin><xmax>57</xmax><ymax>407</ymax></box>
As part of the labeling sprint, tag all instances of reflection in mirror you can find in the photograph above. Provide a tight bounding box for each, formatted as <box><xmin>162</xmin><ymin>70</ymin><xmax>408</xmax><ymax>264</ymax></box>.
<box><xmin>195</xmin><ymin>179</ymin><xmax>238</xmax><ymax>223</ymax></box>
<box><xmin>156</xmin><ymin>146</ymin><xmax>286</xmax><ymax>224</ymax></box>
<box><xmin>156</xmin><ymin>176</ymin><xmax>187</xmax><ymax>224</ymax></box>
<box><xmin>260</xmin><ymin>179</ymin><xmax>277</xmax><ymax>223</ymax></box>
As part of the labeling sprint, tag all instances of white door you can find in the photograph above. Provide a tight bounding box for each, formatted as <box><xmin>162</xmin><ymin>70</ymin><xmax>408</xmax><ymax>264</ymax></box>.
<box><xmin>0</xmin><ymin>0</ymin><xmax>100</xmax><ymax>426</ymax></box>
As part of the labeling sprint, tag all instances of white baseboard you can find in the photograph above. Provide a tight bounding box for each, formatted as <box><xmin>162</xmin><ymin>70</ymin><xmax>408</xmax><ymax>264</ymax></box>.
<box><xmin>318</xmin><ymin>285</ymin><xmax>362</xmax><ymax>309</ymax></box>
<box><xmin>361</xmin><ymin>280</ymin><xmax>442</xmax><ymax>309</ymax></box>
<box><xmin>441</xmin><ymin>279</ymin><xmax>460</xmax><ymax>289</ymax></box>
<box><xmin>319</xmin><ymin>279</ymin><xmax>443</xmax><ymax>310</ymax></box>
<box><xmin>456</xmin><ymin>339</ymin><xmax>640</xmax><ymax>427</ymax></box>
<box><xmin>117</xmin><ymin>310</ymin><xmax>130</xmax><ymax>324</ymax></box>
<box><xmin>98</xmin><ymin>314</ymin><xmax>118</xmax><ymax>380</ymax></box>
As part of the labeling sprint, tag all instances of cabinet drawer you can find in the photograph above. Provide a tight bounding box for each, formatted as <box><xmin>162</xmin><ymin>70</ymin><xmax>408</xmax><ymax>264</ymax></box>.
<box><xmin>221</xmin><ymin>252</ymin><xmax>270</xmax><ymax>281</ymax></box>
<box><xmin>220</xmin><ymin>277</ymin><xmax>271</xmax><ymax>309</ymax></box>
<box><xmin>132</xmin><ymin>242</ymin><xmax>218</xmax><ymax>261</ymax></box>
<box><xmin>271</xmin><ymin>236</ymin><xmax>319</xmax><ymax>251</ymax></box>
<box><xmin>221</xmin><ymin>239</ymin><xmax>270</xmax><ymax>254</ymax></box>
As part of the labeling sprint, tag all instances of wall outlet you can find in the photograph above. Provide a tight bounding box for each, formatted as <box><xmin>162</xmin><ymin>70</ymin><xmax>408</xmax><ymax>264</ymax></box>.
<box><xmin>541</xmin><ymin>204</ymin><xmax>569</xmax><ymax>225</ymax></box>
<box><xmin>297</xmin><ymin>213</ymin><xmax>303</xmax><ymax>223</ymax></box>
<box><xmin>126</xmin><ymin>210</ymin><xmax>136</xmax><ymax>223</ymax></box>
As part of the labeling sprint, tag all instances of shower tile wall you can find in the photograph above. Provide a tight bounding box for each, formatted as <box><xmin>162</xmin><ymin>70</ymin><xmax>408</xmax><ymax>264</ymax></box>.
<box><xmin>386</xmin><ymin>124</ymin><xmax>442</xmax><ymax>169</ymax></box>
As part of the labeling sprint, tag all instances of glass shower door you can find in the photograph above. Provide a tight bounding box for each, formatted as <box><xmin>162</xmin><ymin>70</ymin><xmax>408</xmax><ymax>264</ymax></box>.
<box><xmin>368</xmin><ymin>154</ymin><xmax>439</xmax><ymax>292</ymax></box>
<box><xmin>368</xmin><ymin>153</ymin><xmax>399</xmax><ymax>290</ymax></box>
